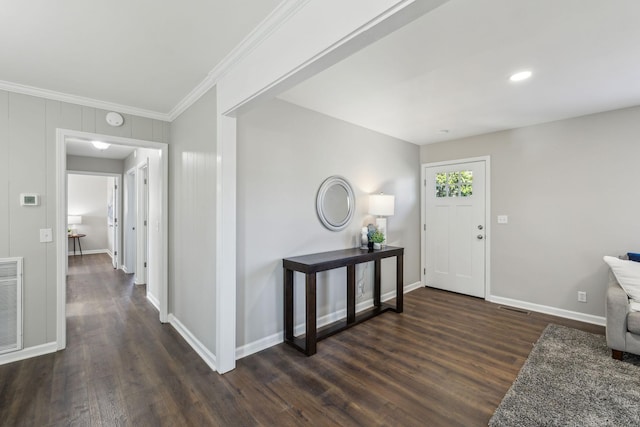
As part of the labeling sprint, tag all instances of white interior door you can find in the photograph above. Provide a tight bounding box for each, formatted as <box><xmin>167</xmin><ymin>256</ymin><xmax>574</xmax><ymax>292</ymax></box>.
<box><xmin>124</xmin><ymin>169</ymin><xmax>136</xmax><ymax>275</ymax></box>
<box><xmin>136</xmin><ymin>164</ymin><xmax>149</xmax><ymax>285</ymax></box>
<box><xmin>424</xmin><ymin>160</ymin><xmax>486</xmax><ymax>298</ymax></box>
<box><xmin>109</xmin><ymin>177</ymin><xmax>120</xmax><ymax>269</ymax></box>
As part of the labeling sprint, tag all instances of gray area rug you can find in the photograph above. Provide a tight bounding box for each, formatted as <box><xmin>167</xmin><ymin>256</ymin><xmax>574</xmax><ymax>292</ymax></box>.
<box><xmin>489</xmin><ymin>324</ymin><xmax>640</xmax><ymax>426</ymax></box>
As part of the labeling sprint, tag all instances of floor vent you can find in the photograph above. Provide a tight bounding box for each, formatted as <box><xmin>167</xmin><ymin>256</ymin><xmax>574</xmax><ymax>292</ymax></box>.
<box><xmin>498</xmin><ymin>305</ymin><xmax>531</xmax><ymax>315</ymax></box>
<box><xmin>0</xmin><ymin>258</ymin><xmax>23</xmax><ymax>354</ymax></box>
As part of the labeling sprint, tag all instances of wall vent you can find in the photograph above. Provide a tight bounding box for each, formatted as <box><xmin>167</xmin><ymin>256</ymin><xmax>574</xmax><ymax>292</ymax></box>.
<box><xmin>0</xmin><ymin>258</ymin><xmax>23</xmax><ymax>354</ymax></box>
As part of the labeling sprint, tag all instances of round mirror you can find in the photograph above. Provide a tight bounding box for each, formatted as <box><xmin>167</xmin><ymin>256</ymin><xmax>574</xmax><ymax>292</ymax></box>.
<box><xmin>316</xmin><ymin>176</ymin><xmax>355</xmax><ymax>231</ymax></box>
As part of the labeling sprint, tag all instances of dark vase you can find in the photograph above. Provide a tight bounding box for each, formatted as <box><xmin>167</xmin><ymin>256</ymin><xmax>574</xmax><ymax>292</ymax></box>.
<box><xmin>367</xmin><ymin>241</ymin><xmax>374</xmax><ymax>252</ymax></box>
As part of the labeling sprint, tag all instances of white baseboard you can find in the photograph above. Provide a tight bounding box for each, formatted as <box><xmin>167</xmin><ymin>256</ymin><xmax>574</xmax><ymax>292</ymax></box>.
<box><xmin>147</xmin><ymin>293</ymin><xmax>160</xmax><ymax>311</ymax></box>
<box><xmin>168</xmin><ymin>314</ymin><xmax>217</xmax><ymax>372</ymax></box>
<box><xmin>235</xmin><ymin>281</ymin><xmax>422</xmax><ymax>360</ymax></box>
<box><xmin>236</xmin><ymin>331</ymin><xmax>283</xmax><ymax>360</ymax></box>
<box><xmin>0</xmin><ymin>342</ymin><xmax>58</xmax><ymax>366</ymax></box>
<box><xmin>68</xmin><ymin>249</ymin><xmax>109</xmax><ymax>256</ymax></box>
<box><xmin>487</xmin><ymin>295</ymin><xmax>606</xmax><ymax>326</ymax></box>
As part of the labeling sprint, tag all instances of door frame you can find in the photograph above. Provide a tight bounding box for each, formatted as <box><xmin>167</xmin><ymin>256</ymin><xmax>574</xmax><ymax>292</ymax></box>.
<box><xmin>420</xmin><ymin>156</ymin><xmax>492</xmax><ymax>299</ymax></box>
<box><xmin>56</xmin><ymin>128</ymin><xmax>169</xmax><ymax>351</ymax></box>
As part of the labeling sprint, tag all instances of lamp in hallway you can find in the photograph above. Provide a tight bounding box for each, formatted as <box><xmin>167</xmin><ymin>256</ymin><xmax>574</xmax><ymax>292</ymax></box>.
<box><xmin>68</xmin><ymin>215</ymin><xmax>82</xmax><ymax>236</ymax></box>
<box><xmin>369</xmin><ymin>193</ymin><xmax>394</xmax><ymax>245</ymax></box>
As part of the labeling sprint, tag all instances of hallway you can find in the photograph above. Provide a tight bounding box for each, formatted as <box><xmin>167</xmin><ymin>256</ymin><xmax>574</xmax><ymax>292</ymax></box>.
<box><xmin>0</xmin><ymin>254</ymin><xmax>223</xmax><ymax>425</ymax></box>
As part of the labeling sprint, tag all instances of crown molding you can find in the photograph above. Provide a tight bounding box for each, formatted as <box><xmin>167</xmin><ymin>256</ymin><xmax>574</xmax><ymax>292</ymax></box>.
<box><xmin>0</xmin><ymin>0</ymin><xmax>310</xmax><ymax>123</ymax></box>
<box><xmin>0</xmin><ymin>79</ymin><xmax>171</xmax><ymax>122</ymax></box>
<box><xmin>168</xmin><ymin>0</ymin><xmax>312</xmax><ymax>121</ymax></box>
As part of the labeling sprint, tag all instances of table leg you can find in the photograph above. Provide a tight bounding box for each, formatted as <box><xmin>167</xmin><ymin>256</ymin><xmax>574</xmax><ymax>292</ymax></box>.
<box><xmin>374</xmin><ymin>259</ymin><xmax>381</xmax><ymax>307</ymax></box>
<box><xmin>73</xmin><ymin>238</ymin><xmax>76</xmax><ymax>256</ymax></box>
<box><xmin>284</xmin><ymin>268</ymin><xmax>294</xmax><ymax>341</ymax></box>
<box><xmin>396</xmin><ymin>254</ymin><xmax>403</xmax><ymax>313</ymax></box>
<box><xmin>305</xmin><ymin>273</ymin><xmax>317</xmax><ymax>356</ymax></box>
<box><xmin>347</xmin><ymin>264</ymin><xmax>355</xmax><ymax>324</ymax></box>
<box><xmin>78</xmin><ymin>237</ymin><xmax>83</xmax><ymax>256</ymax></box>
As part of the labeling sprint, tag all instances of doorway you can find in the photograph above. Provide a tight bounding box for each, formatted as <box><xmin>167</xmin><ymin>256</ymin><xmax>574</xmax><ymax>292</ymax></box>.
<box><xmin>55</xmin><ymin>129</ymin><xmax>169</xmax><ymax>351</ymax></box>
<box><xmin>422</xmin><ymin>157</ymin><xmax>490</xmax><ymax>298</ymax></box>
<box><xmin>67</xmin><ymin>172</ymin><xmax>120</xmax><ymax>264</ymax></box>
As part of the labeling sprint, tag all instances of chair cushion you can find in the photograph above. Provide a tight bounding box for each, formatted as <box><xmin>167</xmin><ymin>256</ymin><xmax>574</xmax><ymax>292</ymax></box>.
<box><xmin>604</xmin><ymin>256</ymin><xmax>640</xmax><ymax>311</ymax></box>
<box><xmin>628</xmin><ymin>312</ymin><xmax>640</xmax><ymax>335</ymax></box>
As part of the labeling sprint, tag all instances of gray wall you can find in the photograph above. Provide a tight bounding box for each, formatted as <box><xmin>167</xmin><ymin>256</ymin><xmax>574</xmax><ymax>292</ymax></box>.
<box><xmin>168</xmin><ymin>87</ymin><xmax>217</xmax><ymax>354</ymax></box>
<box><xmin>0</xmin><ymin>89</ymin><xmax>168</xmax><ymax>348</ymax></box>
<box><xmin>236</xmin><ymin>99</ymin><xmax>420</xmax><ymax>348</ymax></box>
<box><xmin>67</xmin><ymin>174</ymin><xmax>109</xmax><ymax>252</ymax></box>
<box><xmin>67</xmin><ymin>155</ymin><xmax>124</xmax><ymax>175</ymax></box>
<box><xmin>421</xmin><ymin>106</ymin><xmax>640</xmax><ymax>317</ymax></box>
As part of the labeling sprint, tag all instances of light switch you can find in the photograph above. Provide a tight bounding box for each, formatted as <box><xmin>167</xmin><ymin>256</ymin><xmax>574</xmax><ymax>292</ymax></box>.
<box><xmin>497</xmin><ymin>215</ymin><xmax>508</xmax><ymax>224</ymax></box>
<box><xmin>40</xmin><ymin>228</ymin><xmax>53</xmax><ymax>243</ymax></box>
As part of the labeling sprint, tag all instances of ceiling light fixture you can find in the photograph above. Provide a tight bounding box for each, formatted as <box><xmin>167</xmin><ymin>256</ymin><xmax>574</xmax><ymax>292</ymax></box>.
<box><xmin>510</xmin><ymin>70</ymin><xmax>532</xmax><ymax>82</ymax></box>
<box><xmin>91</xmin><ymin>141</ymin><xmax>111</xmax><ymax>150</ymax></box>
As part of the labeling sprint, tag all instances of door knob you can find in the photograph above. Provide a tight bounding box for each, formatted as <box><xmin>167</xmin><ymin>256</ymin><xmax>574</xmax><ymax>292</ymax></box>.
<box><xmin>477</xmin><ymin>234</ymin><xmax>484</xmax><ymax>240</ymax></box>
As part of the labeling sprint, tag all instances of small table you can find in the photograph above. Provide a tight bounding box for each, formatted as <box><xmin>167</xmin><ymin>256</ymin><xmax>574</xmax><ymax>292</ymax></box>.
<box><xmin>68</xmin><ymin>234</ymin><xmax>86</xmax><ymax>256</ymax></box>
<box><xmin>283</xmin><ymin>246</ymin><xmax>404</xmax><ymax>356</ymax></box>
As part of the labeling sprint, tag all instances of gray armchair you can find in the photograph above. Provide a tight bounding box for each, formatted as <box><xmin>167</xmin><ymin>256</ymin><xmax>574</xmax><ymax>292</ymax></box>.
<box><xmin>605</xmin><ymin>276</ymin><xmax>640</xmax><ymax>359</ymax></box>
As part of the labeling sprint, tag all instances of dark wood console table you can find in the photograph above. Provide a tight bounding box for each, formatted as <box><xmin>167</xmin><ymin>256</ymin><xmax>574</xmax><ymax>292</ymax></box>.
<box><xmin>283</xmin><ymin>246</ymin><xmax>404</xmax><ymax>356</ymax></box>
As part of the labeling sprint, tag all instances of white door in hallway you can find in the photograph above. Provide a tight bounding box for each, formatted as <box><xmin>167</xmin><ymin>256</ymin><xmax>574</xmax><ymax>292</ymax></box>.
<box><xmin>423</xmin><ymin>159</ymin><xmax>487</xmax><ymax>298</ymax></box>
<box><xmin>109</xmin><ymin>177</ymin><xmax>120</xmax><ymax>269</ymax></box>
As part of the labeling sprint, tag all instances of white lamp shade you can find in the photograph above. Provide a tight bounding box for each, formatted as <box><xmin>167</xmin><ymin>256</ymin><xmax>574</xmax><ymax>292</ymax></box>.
<box><xmin>68</xmin><ymin>215</ymin><xmax>82</xmax><ymax>225</ymax></box>
<box><xmin>369</xmin><ymin>194</ymin><xmax>395</xmax><ymax>216</ymax></box>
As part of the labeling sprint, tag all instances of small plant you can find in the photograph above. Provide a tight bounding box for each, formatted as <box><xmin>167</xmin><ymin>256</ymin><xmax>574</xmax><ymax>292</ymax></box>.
<box><xmin>371</xmin><ymin>230</ymin><xmax>385</xmax><ymax>244</ymax></box>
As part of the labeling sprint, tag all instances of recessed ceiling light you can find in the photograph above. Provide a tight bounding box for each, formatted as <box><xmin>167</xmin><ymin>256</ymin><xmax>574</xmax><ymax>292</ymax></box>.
<box><xmin>438</xmin><ymin>129</ymin><xmax>450</xmax><ymax>134</ymax></box>
<box><xmin>91</xmin><ymin>141</ymin><xmax>110</xmax><ymax>150</ymax></box>
<box><xmin>510</xmin><ymin>71</ymin><xmax>532</xmax><ymax>82</ymax></box>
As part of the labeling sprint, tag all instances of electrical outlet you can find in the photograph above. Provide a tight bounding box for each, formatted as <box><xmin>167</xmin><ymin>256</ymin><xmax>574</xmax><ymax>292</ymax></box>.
<box><xmin>578</xmin><ymin>291</ymin><xmax>587</xmax><ymax>303</ymax></box>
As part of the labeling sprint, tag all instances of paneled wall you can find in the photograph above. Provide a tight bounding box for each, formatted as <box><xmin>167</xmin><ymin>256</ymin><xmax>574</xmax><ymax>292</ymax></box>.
<box><xmin>168</xmin><ymin>87</ymin><xmax>217</xmax><ymax>355</ymax></box>
<box><xmin>0</xmin><ymin>90</ymin><xmax>168</xmax><ymax>349</ymax></box>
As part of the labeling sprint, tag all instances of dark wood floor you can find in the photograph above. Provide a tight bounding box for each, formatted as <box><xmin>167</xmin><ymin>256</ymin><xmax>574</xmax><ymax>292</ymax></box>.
<box><xmin>0</xmin><ymin>253</ymin><xmax>604</xmax><ymax>426</ymax></box>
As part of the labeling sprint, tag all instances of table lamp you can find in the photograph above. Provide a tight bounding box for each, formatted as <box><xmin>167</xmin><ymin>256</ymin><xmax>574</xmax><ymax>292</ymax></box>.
<box><xmin>369</xmin><ymin>193</ymin><xmax>394</xmax><ymax>245</ymax></box>
<box><xmin>68</xmin><ymin>215</ymin><xmax>82</xmax><ymax>235</ymax></box>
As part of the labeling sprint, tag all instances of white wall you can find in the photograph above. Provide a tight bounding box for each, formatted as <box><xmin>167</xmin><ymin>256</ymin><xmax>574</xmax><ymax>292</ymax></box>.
<box><xmin>236</xmin><ymin>98</ymin><xmax>420</xmax><ymax>351</ymax></box>
<box><xmin>0</xmin><ymin>89</ymin><xmax>168</xmax><ymax>351</ymax></box>
<box><xmin>67</xmin><ymin>174</ymin><xmax>109</xmax><ymax>253</ymax></box>
<box><xmin>168</xmin><ymin>87</ymin><xmax>217</xmax><ymax>355</ymax></box>
<box><xmin>420</xmin><ymin>105</ymin><xmax>640</xmax><ymax>318</ymax></box>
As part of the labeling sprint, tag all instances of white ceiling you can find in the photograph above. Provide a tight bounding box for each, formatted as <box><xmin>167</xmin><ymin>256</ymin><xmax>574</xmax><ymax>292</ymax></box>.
<box><xmin>278</xmin><ymin>0</ymin><xmax>640</xmax><ymax>145</ymax></box>
<box><xmin>66</xmin><ymin>137</ymin><xmax>135</xmax><ymax>160</ymax></box>
<box><xmin>2</xmin><ymin>1</ymin><xmax>640</xmax><ymax>146</ymax></box>
<box><xmin>0</xmin><ymin>0</ymin><xmax>281</xmax><ymax>115</ymax></box>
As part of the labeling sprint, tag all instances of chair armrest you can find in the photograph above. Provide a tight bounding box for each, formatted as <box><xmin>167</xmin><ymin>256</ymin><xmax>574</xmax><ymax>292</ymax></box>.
<box><xmin>606</xmin><ymin>278</ymin><xmax>629</xmax><ymax>350</ymax></box>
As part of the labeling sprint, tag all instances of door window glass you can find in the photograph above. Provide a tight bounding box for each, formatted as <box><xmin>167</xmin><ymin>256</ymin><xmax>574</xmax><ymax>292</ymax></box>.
<box><xmin>435</xmin><ymin>171</ymin><xmax>473</xmax><ymax>197</ymax></box>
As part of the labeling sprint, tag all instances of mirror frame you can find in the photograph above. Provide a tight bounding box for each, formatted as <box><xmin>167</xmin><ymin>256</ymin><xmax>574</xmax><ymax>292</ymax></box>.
<box><xmin>316</xmin><ymin>175</ymin><xmax>356</xmax><ymax>231</ymax></box>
